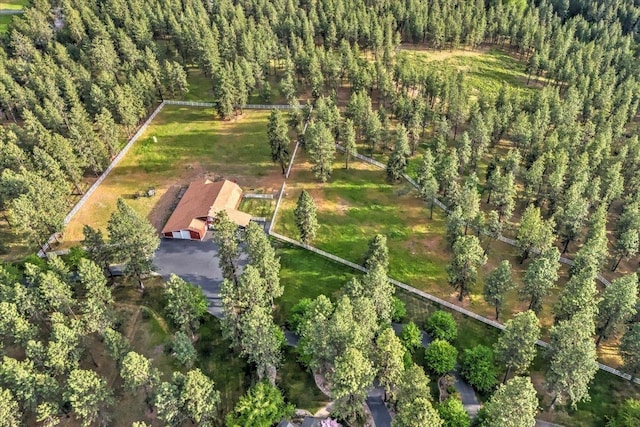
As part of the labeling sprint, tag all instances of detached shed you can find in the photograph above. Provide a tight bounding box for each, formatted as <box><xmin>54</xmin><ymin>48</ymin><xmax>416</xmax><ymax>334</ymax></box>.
<box><xmin>161</xmin><ymin>179</ymin><xmax>252</xmax><ymax>240</ymax></box>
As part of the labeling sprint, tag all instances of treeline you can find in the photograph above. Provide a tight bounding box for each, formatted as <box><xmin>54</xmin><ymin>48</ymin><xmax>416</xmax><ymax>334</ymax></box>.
<box><xmin>2</xmin><ymin>0</ymin><xmax>640</xmax><ymax>257</ymax></box>
<box><xmin>0</xmin><ymin>0</ymin><xmax>191</xmax><ymax>254</ymax></box>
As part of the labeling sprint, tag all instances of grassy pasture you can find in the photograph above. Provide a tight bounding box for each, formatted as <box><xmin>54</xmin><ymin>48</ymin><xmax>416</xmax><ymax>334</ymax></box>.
<box><xmin>273</xmin><ymin>150</ymin><xmax>577</xmax><ymax>330</ymax></box>
<box><xmin>63</xmin><ymin>106</ymin><xmax>285</xmax><ymax>246</ymax></box>
<box><xmin>396</xmin><ymin>46</ymin><xmax>538</xmax><ymax>98</ymax></box>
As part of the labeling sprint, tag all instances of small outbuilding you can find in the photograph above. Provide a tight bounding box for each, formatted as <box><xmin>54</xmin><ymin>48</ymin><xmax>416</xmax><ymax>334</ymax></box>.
<box><xmin>161</xmin><ymin>179</ymin><xmax>252</xmax><ymax>240</ymax></box>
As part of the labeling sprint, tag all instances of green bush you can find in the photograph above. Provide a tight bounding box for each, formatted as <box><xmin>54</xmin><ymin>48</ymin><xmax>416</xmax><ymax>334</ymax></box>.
<box><xmin>226</xmin><ymin>382</ymin><xmax>294</xmax><ymax>427</ymax></box>
<box><xmin>400</xmin><ymin>321</ymin><xmax>422</xmax><ymax>352</ymax></box>
<box><xmin>289</xmin><ymin>297</ymin><xmax>313</xmax><ymax>334</ymax></box>
<box><xmin>425</xmin><ymin>339</ymin><xmax>458</xmax><ymax>376</ymax></box>
<box><xmin>459</xmin><ymin>345</ymin><xmax>497</xmax><ymax>393</ymax></box>
<box><xmin>426</xmin><ymin>310</ymin><xmax>458</xmax><ymax>342</ymax></box>
<box><xmin>391</xmin><ymin>296</ymin><xmax>407</xmax><ymax>322</ymax></box>
<box><xmin>607</xmin><ymin>399</ymin><xmax>640</xmax><ymax>426</ymax></box>
<box><xmin>438</xmin><ymin>397</ymin><xmax>471</xmax><ymax>427</ymax></box>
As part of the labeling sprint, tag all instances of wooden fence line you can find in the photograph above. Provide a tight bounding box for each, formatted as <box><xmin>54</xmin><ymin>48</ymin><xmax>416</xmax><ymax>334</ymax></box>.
<box><xmin>334</xmin><ymin>145</ymin><xmax>613</xmax><ymax>287</ymax></box>
<box><xmin>273</xmin><ymin>144</ymin><xmax>637</xmax><ymax>385</ymax></box>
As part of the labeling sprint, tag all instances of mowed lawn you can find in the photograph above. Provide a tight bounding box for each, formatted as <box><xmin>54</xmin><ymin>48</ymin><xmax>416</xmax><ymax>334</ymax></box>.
<box><xmin>0</xmin><ymin>0</ymin><xmax>28</xmax><ymax>10</ymax></box>
<box><xmin>64</xmin><ymin>106</ymin><xmax>284</xmax><ymax>246</ymax></box>
<box><xmin>0</xmin><ymin>14</ymin><xmax>14</xmax><ymax>33</ymax></box>
<box><xmin>275</xmin><ymin>150</ymin><xmax>451</xmax><ymax>299</ymax></box>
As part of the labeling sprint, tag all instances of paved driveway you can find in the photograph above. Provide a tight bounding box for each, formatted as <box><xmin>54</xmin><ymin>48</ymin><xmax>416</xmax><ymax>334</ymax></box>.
<box><xmin>153</xmin><ymin>236</ymin><xmax>247</xmax><ymax>317</ymax></box>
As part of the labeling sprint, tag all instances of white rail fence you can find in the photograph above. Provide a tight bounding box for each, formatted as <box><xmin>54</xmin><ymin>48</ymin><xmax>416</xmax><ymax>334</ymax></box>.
<box><xmin>334</xmin><ymin>144</ymin><xmax>613</xmax><ymax>287</ymax></box>
<box><xmin>40</xmin><ymin>100</ymin><xmax>298</xmax><ymax>255</ymax></box>
<box><xmin>273</xmin><ymin>142</ymin><xmax>636</xmax><ymax>385</ymax></box>
<box><xmin>164</xmin><ymin>100</ymin><xmax>293</xmax><ymax>110</ymax></box>
<box><xmin>267</xmin><ymin>229</ymin><xmax>640</xmax><ymax>385</ymax></box>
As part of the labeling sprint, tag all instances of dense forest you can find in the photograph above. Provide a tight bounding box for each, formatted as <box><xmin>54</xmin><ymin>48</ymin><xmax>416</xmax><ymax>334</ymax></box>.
<box><xmin>1</xmin><ymin>0</ymin><xmax>640</xmax><ymax>264</ymax></box>
<box><xmin>2</xmin><ymin>0</ymin><xmax>640</xmax><ymax>424</ymax></box>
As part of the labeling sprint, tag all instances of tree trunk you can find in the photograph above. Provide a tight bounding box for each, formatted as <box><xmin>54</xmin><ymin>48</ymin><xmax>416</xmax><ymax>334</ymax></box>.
<box><xmin>549</xmin><ymin>394</ymin><xmax>559</xmax><ymax>410</ymax></box>
<box><xmin>595</xmin><ymin>334</ymin><xmax>604</xmax><ymax>348</ymax></box>
<box><xmin>502</xmin><ymin>365</ymin><xmax>512</xmax><ymax>384</ymax></box>
<box><xmin>562</xmin><ymin>238</ymin><xmax>570</xmax><ymax>254</ymax></box>
<box><xmin>429</xmin><ymin>201</ymin><xmax>434</xmax><ymax>220</ymax></box>
<box><xmin>495</xmin><ymin>306</ymin><xmax>500</xmax><ymax>321</ymax></box>
<box><xmin>612</xmin><ymin>255</ymin><xmax>623</xmax><ymax>272</ymax></box>
<box><xmin>458</xmin><ymin>285</ymin><xmax>464</xmax><ymax>302</ymax></box>
<box><xmin>137</xmin><ymin>276</ymin><xmax>145</xmax><ymax>290</ymax></box>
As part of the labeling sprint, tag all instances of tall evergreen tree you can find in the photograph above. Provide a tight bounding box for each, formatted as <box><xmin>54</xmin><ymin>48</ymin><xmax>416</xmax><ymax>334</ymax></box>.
<box><xmin>494</xmin><ymin>311</ymin><xmax>540</xmax><ymax>383</ymax></box>
<box><xmin>596</xmin><ymin>274</ymin><xmax>638</xmax><ymax>346</ymax></box>
<box><xmin>107</xmin><ymin>199</ymin><xmax>159</xmax><ymax>289</ymax></box>
<box><xmin>306</xmin><ymin>121</ymin><xmax>336</xmax><ymax>182</ymax></box>
<box><xmin>483</xmin><ymin>260</ymin><xmax>515</xmax><ymax>321</ymax></box>
<box><xmin>294</xmin><ymin>190</ymin><xmax>319</xmax><ymax>244</ymax></box>
<box><xmin>267</xmin><ymin>109</ymin><xmax>290</xmax><ymax>175</ymax></box>
<box><xmin>546</xmin><ymin>312</ymin><xmax>598</xmax><ymax>409</ymax></box>
<box><xmin>447</xmin><ymin>235</ymin><xmax>487</xmax><ymax>301</ymax></box>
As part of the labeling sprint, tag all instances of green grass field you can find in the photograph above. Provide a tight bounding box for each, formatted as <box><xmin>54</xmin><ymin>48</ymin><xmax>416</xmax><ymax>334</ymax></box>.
<box><xmin>273</xmin><ymin>150</ymin><xmax>573</xmax><ymax>328</ymax></box>
<box><xmin>0</xmin><ymin>0</ymin><xmax>28</xmax><ymax>10</ymax></box>
<box><xmin>396</xmin><ymin>46</ymin><xmax>538</xmax><ymax>99</ymax></box>
<box><xmin>63</xmin><ymin>106</ymin><xmax>285</xmax><ymax>246</ymax></box>
<box><xmin>0</xmin><ymin>14</ymin><xmax>14</xmax><ymax>33</ymax></box>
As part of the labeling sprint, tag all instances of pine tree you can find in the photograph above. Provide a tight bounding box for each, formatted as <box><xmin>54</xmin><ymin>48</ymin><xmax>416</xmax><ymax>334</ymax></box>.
<box><xmin>416</xmin><ymin>151</ymin><xmax>439</xmax><ymax>219</ymax></box>
<box><xmin>546</xmin><ymin>312</ymin><xmax>598</xmax><ymax>409</ymax></box>
<box><xmin>267</xmin><ymin>109</ymin><xmax>290</xmax><ymax>175</ymax></box>
<box><xmin>330</xmin><ymin>347</ymin><xmax>376</xmax><ymax>425</ymax></box>
<box><xmin>364</xmin><ymin>234</ymin><xmax>389</xmax><ymax>271</ymax></box>
<box><xmin>447</xmin><ymin>235</ymin><xmax>487</xmax><ymax>301</ymax></box>
<box><xmin>386</xmin><ymin>124</ymin><xmax>411</xmax><ymax>182</ymax></box>
<box><xmin>212</xmin><ymin>210</ymin><xmax>239</xmax><ymax>282</ymax></box>
<box><xmin>621</xmin><ymin>323</ymin><xmax>640</xmax><ymax>381</ymax></box>
<box><xmin>306</xmin><ymin>121</ymin><xmax>336</xmax><ymax>182</ymax></box>
<box><xmin>483</xmin><ymin>377</ymin><xmax>538</xmax><ymax>426</ymax></box>
<box><xmin>520</xmin><ymin>247</ymin><xmax>560</xmax><ymax>314</ymax></box>
<box><xmin>483</xmin><ymin>260</ymin><xmax>515</xmax><ymax>321</ymax></box>
<box><xmin>294</xmin><ymin>190</ymin><xmax>319</xmax><ymax>244</ymax></box>
<box><xmin>596</xmin><ymin>273</ymin><xmax>638</xmax><ymax>346</ymax></box>
<box><xmin>495</xmin><ymin>311</ymin><xmax>540</xmax><ymax>383</ymax></box>
<box><xmin>107</xmin><ymin>199</ymin><xmax>159</xmax><ymax>289</ymax></box>
<box><xmin>339</xmin><ymin>119</ymin><xmax>357</xmax><ymax>170</ymax></box>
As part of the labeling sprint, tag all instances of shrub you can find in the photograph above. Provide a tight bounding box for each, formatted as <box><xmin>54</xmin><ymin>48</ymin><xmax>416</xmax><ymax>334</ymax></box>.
<box><xmin>392</xmin><ymin>296</ymin><xmax>407</xmax><ymax>322</ymax></box>
<box><xmin>608</xmin><ymin>399</ymin><xmax>640</xmax><ymax>426</ymax></box>
<box><xmin>226</xmin><ymin>382</ymin><xmax>294</xmax><ymax>427</ymax></box>
<box><xmin>438</xmin><ymin>397</ymin><xmax>471</xmax><ymax>427</ymax></box>
<box><xmin>289</xmin><ymin>298</ymin><xmax>313</xmax><ymax>333</ymax></box>
<box><xmin>459</xmin><ymin>345</ymin><xmax>497</xmax><ymax>393</ymax></box>
<box><xmin>400</xmin><ymin>322</ymin><xmax>422</xmax><ymax>352</ymax></box>
<box><xmin>425</xmin><ymin>339</ymin><xmax>458</xmax><ymax>376</ymax></box>
<box><xmin>426</xmin><ymin>310</ymin><xmax>458</xmax><ymax>342</ymax></box>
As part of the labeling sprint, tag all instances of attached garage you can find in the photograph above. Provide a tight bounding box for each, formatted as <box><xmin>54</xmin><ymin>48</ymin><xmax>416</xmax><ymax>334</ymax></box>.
<box><xmin>161</xmin><ymin>179</ymin><xmax>252</xmax><ymax>240</ymax></box>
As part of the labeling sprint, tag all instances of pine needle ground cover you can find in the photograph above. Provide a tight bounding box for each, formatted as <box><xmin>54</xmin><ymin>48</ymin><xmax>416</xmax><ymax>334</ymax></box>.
<box><xmin>64</xmin><ymin>106</ymin><xmax>285</xmax><ymax>246</ymax></box>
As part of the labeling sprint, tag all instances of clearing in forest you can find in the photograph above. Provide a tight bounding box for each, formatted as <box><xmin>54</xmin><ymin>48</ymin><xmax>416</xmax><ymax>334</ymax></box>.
<box><xmin>397</xmin><ymin>46</ymin><xmax>538</xmax><ymax>97</ymax></box>
<box><xmin>63</xmin><ymin>106</ymin><xmax>285</xmax><ymax>246</ymax></box>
